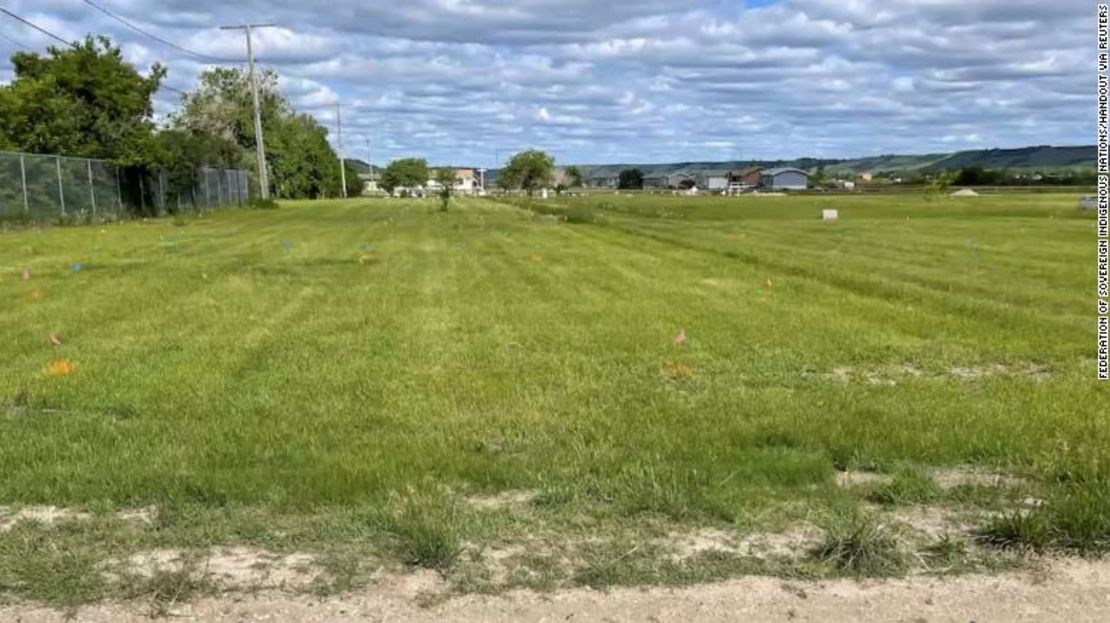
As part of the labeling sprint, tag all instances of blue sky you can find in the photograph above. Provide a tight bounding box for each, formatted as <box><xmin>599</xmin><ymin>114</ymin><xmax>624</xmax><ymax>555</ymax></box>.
<box><xmin>0</xmin><ymin>0</ymin><xmax>1091</xmax><ymax>167</ymax></box>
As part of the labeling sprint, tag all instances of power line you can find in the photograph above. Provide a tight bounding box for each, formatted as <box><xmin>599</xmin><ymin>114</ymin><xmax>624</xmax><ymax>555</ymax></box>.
<box><xmin>0</xmin><ymin>7</ymin><xmax>78</xmax><ymax>48</ymax></box>
<box><xmin>82</xmin><ymin>0</ymin><xmax>243</xmax><ymax>64</ymax></box>
<box><xmin>0</xmin><ymin>6</ymin><xmax>185</xmax><ymax>94</ymax></box>
<box><xmin>0</xmin><ymin>29</ymin><xmax>29</xmax><ymax>50</ymax></box>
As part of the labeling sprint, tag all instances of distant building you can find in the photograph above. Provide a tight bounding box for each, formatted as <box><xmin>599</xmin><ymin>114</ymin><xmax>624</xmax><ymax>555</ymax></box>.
<box><xmin>760</xmin><ymin>167</ymin><xmax>809</xmax><ymax>191</ymax></box>
<box><xmin>425</xmin><ymin>168</ymin><xmax>482</xmax><ymax>194</ymax></box>
<box><xmin>643</xmin><ymin>175</ymin><xmax>669</xmax><ymax>190</ymax></box>
<box><xmin>699</xmin><ymin>171</ymin><xmax>730</xmax><ymax>193</ymax></box>
<box><xmin>454</xmin><ymin>168</ymin><xmax>481</xmax><ymax>194</ymax></box>
<box><xmin>587</xmin><ymin>175</ymin><xmax>618</xmax><ymax>189</ymax></box>
<box><xmin>668</xmin><ymin>172</ymin><xmax>698</xmax><ymax>190</ymax></box>
<box><xmin>728</xmin><ymin>167</ymin><xmax>763</xmax><ymax>193</ymax></box>
<box><xmin>859</xmin><ymin>172</ymin><xmax>874</xmax><ymax>182</ymax></box>
<box><xmin>358</xmin><ymin>166</ymin><xmax>381</xmax><ymax>193</ymax></box>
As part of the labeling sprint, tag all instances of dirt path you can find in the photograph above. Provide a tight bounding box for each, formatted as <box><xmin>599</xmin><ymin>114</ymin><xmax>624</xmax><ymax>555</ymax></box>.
<box><xmin>5</xmin><ymin>558</ymin><xmax>1109</xmax><ymax>622</ymax></box>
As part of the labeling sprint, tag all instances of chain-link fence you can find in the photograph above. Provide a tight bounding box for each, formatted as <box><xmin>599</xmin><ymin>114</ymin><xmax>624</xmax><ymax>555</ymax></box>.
<box><xmin>0</xmin><ymin>150</ymin><xmax>250</xmax><ymax>222</ymax></box>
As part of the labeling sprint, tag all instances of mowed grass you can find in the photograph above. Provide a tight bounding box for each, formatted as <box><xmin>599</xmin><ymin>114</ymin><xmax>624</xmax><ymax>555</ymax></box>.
<box><xmin>0</xmin><ymin>192</ymin><xmax>1107</xmax><ymax>604</ymax></box>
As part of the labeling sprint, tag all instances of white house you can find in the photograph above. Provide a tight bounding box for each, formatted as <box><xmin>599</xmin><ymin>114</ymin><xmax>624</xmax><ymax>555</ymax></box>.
<box><xmin>426</xmin><ymin>168</ymin><xmax>483</xmax><ymax>195</ymax></box>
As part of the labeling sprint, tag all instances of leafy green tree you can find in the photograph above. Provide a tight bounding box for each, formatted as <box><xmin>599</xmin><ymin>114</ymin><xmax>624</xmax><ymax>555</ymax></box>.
<box><xmin>434</xmin><ymin>168</ymin><xmax>457</xmax><ymax>211</ymax></box>
<box><xmin>812</xmin><ymin>165</ymin><xmax>827</xmax><ymax>187</ymax></box>
<box><xmin>500</xmin><ymin>149</ymin><xmax>555</xmax><ymax>196</ymax></box>
<box><xmin>0</xmin><ymin>36</ymin><xmax>164</xmax><ymax>162</ymax></box>
<box><xmin>148</xmin><ymin>128</ymin><xmax>243</xmax><ymax>212</ymax></box>
<box><xmin>344</xmin><ymin>161</ymin><xmax>364</xmax><ymax>198</ymax></box>
<box><xmin>380</xmin><ymin>158</ymin><xmax>429</xmax><ymax>195</ymax></box>
<box><xmin>564</xmin><ymin>165</ymin><xmax>583</xmax><ymax>188</ymax></box>
<box><xmin>174</xmin><ymin>67</ymin><xmax>343</xmax><ymax>199</ymax></box>
<box><xmin>923</xmin><ymin>171</ymin><xmax>956</xmax><ymax>201</ymax></box>
<box><xmin>265</xmin><ymin>112</ymin><xmax>342</xmax><ymax>198</ymax></box>
<box><xmin>618</xmin><ymin>168</ymin><xmax>644</xmax><ymax>190</ymax></box>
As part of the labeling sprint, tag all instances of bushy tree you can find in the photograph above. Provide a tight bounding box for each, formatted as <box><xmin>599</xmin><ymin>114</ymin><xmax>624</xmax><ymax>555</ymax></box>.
<box><xmin>174</xmin><ymin>67</ymin><xmax>343</xmax><ymax>199</ymax></box>
<box><xmin>954</xmin><ymin>166</ymin><xmax>1005</xmax><ymax>186</ymax></box>
<box><xmin>923</xmin><ymin>171</ymin><xmax>956</xmax><ymax>201</ymax></box>
<box><xmin>380</xmin><ymin>158</ymin><xmax>429</xmax><ymax>195</ymax></box>
<box><xmin>0</xmin><ymin>36</ymin><xmax>164</xmax><ymax>162</ymax></box>
<box><xmin>434</xmin><ymin>168</ymin><xmax>457</xmax><ymax>211</ymax></box>
<box><xmin>500</xmin><ymin>149</ymin><xmax>555</xmax><ymax>196</ymax></box>
<box><xmin>618</xmin><ymin>168</ymin><xmax>644</xmax><ymax>190</ymax></box>
<box><xmin>564</xmin><ymin>165</ymin><xmax>583</xmax><ymax>188</ymax></box>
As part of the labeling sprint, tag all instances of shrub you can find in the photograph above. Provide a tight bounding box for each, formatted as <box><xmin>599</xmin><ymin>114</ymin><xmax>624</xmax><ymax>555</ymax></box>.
<box><xmin>247</xmin><ymin>198</ymin><xmax>279</xmax><ymax>210</ymax></box>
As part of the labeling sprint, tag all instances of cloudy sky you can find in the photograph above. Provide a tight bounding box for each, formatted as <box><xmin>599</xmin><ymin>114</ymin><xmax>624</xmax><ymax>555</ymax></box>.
<box><xmin>0</xmin><ymin>0</ymin><xmax>1091</xmax><ymax>167</ymax></box>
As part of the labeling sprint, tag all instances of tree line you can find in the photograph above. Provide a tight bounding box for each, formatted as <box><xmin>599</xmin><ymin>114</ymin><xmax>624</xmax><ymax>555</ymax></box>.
<box><xmin>0</xmin><ymin>37</ymin><xmax>361</xmax><ymax>202</ymax></box>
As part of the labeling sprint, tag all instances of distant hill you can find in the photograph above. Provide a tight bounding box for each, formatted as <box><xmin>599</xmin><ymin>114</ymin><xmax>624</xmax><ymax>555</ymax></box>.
<box><xmin>567</xmin><ymin>145</ymin><xmax>1094</xmax><ymax>179</ymax></box>
<box><xmin>345</xmin><ymin>159</ymin><xmax>376</xmax><ymax>175</ymax></box>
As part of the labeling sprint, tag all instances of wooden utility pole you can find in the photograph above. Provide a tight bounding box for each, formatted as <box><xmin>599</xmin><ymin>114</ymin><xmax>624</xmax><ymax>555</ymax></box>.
<box><xmin>335</xmin><ymin>102</ymin><xmax>347</xmax><ymax>198</ymax></box>
<box><xmin>220</xmin><ymin>23</ymin><xmax>275</xmax><ymax>200</ymax></box>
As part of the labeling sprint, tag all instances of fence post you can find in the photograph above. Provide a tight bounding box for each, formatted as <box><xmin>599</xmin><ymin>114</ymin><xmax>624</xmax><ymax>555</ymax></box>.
<box><xmin>55</xmin><ymin>156</ymin><xmax>66</xmax><ymax>216</ymax></box>
<box><xmin>158</xmin><ymin>169</ymin><xmax>165</xmax><ymax>213</ymax></box>
<box><xmin>116</xmin><ymin>167</ymin><xmax>123</xmax><ymax>213</ymax></box>
<box><xmin>19</xmin><ymin>155</ymin><xmax>28</xmax><ymax>214</ymax></box>
<box><xmin>139</xmin><ymin>174</ymin><xmax>146</xmax><ymax>215</ymax></box>
<box><xmin>87</xmin><ymin>159</ymin><xmax>97</xmax><ymax>215</ymax></box>
<box><xmin>205</xmin><ymin>170</ymin><xmax>212</xmax><ymax>209</ymax></box>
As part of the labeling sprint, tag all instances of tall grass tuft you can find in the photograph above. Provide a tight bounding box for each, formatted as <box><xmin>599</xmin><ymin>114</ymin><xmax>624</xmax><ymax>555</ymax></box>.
<box><xmin>982</xmin><ymin>480</ymin><xmax>1110</xmax><ymax>553</ymax></box>
<box><xmin>374</xmin><ymin>491</ymin><xmax>465</xmax><ymax>571</ymax></box>
<box><xmin>814</xmin><ymin>510</ymin><xmax>905</xmax><ymax>576</ymax></box>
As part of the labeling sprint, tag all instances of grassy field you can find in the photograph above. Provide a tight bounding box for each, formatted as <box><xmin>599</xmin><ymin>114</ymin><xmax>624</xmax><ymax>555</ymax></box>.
<box><xmin>0</xmin><ymin>192</ymin><xmax>1106</xmax><ymax>606</ymax></box>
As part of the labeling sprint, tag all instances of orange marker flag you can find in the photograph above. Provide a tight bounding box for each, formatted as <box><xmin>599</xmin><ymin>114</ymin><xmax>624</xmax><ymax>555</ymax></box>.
<box><xmin>46</xmin><ymin>360</ymin><xmax>76</xmax><ymax>376</ymax></box>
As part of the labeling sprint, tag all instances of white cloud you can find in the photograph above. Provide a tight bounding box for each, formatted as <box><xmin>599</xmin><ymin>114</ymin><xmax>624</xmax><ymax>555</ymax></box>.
<box><xmin>0</xmin><ymin>0</ymin><xmax>1090</xmax><ymax>165</ymax></box>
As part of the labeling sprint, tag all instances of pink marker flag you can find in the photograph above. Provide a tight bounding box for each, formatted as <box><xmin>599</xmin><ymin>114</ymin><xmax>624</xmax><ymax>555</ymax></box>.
<box><xmin>674</xmin><ymin>329</ymin><xmax>687</xmax><ymax>345</ymax></box>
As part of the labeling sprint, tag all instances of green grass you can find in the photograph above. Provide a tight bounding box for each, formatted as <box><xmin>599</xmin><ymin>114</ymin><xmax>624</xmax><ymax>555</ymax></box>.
<box><xmin>868</xmin><ymin>466</ymin><xmax>941</xmax><ymax>506</ymax></box>
<box><xmin>0</xmin><ymin>192</ymin><xmax>1106</xmax><ymax>604</ymax></box>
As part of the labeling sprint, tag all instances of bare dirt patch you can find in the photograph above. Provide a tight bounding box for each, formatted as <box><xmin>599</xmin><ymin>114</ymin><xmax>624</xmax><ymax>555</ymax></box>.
<box><xmin>6</xmin><ymin>558</ymin><xmax>1110</xmax><ymax>622</ymax></box>
<box><xmin>116</xmin><ymin>506</ymin><xmax>158</xmax><ymax>525</ymax></box>
<box><xmin>947</xmin><ymin>363</ymin><xmax>1050</xmax><ymax>381</ymax></box>
<box><xmin>0</xmin><ymin>505</ymin><xmax>159</xmax><ymax>532</ymax></box>
<box><xmin>735</xmin><ymin>525</ymin><xmax>823</xmax><ymax>558</ymax></box>
<box><xmin>835</xmin><ymin>470</ymin><xmax>893</xmax><ymax>488</ymax></box>
<box><xmin>108</xmin><ymin>547</ymin><xmax>321</xmax><ymax>591</ymax></box>
<box><xmin>889</xmin><ymin>505</ymin><xmax>977</xmax><ymax>540</ymax></box>
<box><xmin>661</xmin><ymin>525</ymin><xmax>822</xmax><ymax>561</ymax></box>
<box><xmin>663</xmin><ymin>528</ymin><xmax>738</xmax><ymax>558</ymax></box>
<box><xmin>931</xmin><ymin>467</ymin><xmax>1027</xmax><ymax>490</ymax></box>
<box><xmin>0</xmin><ymin>506</ymin><xmax>91</xmax><ymax>532</ymax></box>
<box><xmin>810</xmin><ymin>362</ymin><xmax>1051</xmax><ymax>385</ymax></box>
<box><xmin>465</xmin><ymin>490</ymin><xmax>539</xmax><ymax>512</ymax></box>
